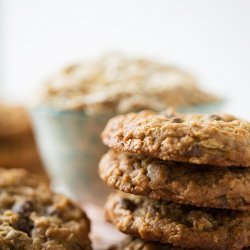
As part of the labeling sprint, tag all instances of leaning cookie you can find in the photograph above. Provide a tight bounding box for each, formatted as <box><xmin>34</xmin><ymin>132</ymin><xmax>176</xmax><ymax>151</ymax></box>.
<box><xmin>102</xmin><ymin>110</ymin><xmax>250</xmax><ymax>167</ymax></box>
<box><xmin>109</xmin><ymin>237</ymin><xmax>191</xmax><ymax>250</ymax></box>
<box><xmin>99</xmin><ymin>150</ymin><xmax>250</xmax><ymax>211</ymax></box>
<box><xmin>0</xmin><ymin>168</ymin><xmax>91</xmax><ymax>250</ymax></box>
<box><xmin>105</xmin><ymin>192</ymin><xmax>250</xmax><ymax>250</ymax></box>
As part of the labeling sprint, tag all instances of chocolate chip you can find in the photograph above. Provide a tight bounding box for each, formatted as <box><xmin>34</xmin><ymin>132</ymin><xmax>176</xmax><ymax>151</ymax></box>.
<box><xmin>205</xmin><ymin>115</ymin><xmax>223</xmax><ymax>121</ymax></box>
<box><xmin>170</xmin><ymin>117</ymin><xmax>184</xmax><ymax>123</ymax></box>
<box><xmin>121</xmin><ymin>199</ymin><xmax>137</xmax><ymax>212</ymax></box>
<box><xmin>15</xmin><ymin>215</ymin><xmax>34</xmax><ymax>236</ymax></box>
<box><xmin>148</xmin><ymin>205</ymin><xmax>161</xmax><ymax>216</ymax></box>
<box><xmin>188</xmin><ymin>144</ymin><xmax>202</xmax><ymax>157</ymax></box>
<box><xmin>13</xmin><ymin>201</ymin><xmax>34</xmax><ymax>236</ymax></box>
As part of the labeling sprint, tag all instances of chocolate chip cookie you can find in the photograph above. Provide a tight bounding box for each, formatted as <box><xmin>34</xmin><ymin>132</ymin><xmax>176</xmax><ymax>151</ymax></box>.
<box><xmin>99</xmin><ymin>150</ymin><xmax>250</xmax><ymax>211</ymax></box>
<box><xmin>105</xmin><ymin>192</ymin><xmax>250</xmax><ymax>250</ymax></box>
<box><xmin>0</xmin><ymin>168</ymin><xmax>91</xmax><ymax>250</ymax></box>
<box><xmin>102</xmin><ymin>110</ymin><xmax>250</xmax><ymax>167</ymax></box>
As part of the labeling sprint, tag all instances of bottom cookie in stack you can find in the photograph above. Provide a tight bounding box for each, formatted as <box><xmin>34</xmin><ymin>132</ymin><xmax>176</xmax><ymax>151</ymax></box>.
<box><xmin>0</xmin><ymin>168</ymin><xmax>91</xmax><ymax>250</ymax></box>
<box><xmin>105</xmin><ymin>192</ymin><xmax>249</xmax><ymax>250</ymax></box>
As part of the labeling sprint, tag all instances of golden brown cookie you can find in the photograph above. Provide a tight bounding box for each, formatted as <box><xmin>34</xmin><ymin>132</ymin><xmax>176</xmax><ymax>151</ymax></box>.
<box><xmin>0</xmin><ymin>168</ymin><xmax>91</xmax><ymax>249</ymax></box>
<box><xmin>102</xmin><ymin>110</ymin><xmax>250</xmax><ymax>167</ymax></box>
<box><xmin>105</xmin><ymin>192</ymin><xmax>250</xmax><ymax>250</ymax></box>
<box><xmin>0</xmin><ymin>104</ymin><xmax>48</xmax><ymax>180</ymax></box>
<box><xmin>0</xmin><ymin>104</ymin><xmax>31</xmax><ymax>138</ymax></box>
<box><xmin>99</xmin><ymin>150</ymin><xmax>250</xmax><ymax>211</ymax></box>
<box><xmin>43</xmin><ymin>53</ymin><xmax>218</xmax><ymax>114</ymax></box>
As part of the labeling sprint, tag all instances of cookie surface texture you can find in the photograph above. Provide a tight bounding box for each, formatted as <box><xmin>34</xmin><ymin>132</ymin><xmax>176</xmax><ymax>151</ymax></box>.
<box><xmin>105</xmin><ymin>192</ymin><xmax>250</xmax><ymax>250</ymax></box>
<box><xmin>0</xmin><ymin>169</ymin><xmax>91</xmax><ymax>250</ymax></box>
<box><xmin>102</xmin><ymin>110</ymin><xmax>250</xmax><ymax>167</ymax></box>
<box><xmin>99</xmin><ymin>150</ymin><xmax>250</xmax><ymax>210</ymax></box>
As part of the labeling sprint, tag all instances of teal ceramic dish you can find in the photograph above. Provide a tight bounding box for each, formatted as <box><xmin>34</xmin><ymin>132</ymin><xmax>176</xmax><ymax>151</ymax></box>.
<box><xmin>177</xmin><ymin>101</ymin><xmax>224</xmax><ymax>114</ymax></box>
<box><xmin>30</xmin><ymin>106</ymin><xmax>114</xmax><ymax>205</ymax></box>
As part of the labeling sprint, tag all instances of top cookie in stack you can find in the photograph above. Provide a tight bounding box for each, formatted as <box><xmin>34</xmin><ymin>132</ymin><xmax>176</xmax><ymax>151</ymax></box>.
<box><xmin>99</xmin><ymin>110</ymin><xmax>250</xmax><ymax>250</ymax></box>
<box><xmin>101</xmin><ymin>110</ymin><xmax>250</xmax><ymax>167</ymax></box>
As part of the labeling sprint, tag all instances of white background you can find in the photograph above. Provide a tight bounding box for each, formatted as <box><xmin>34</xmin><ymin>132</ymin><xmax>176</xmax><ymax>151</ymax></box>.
<box><xmin>1</xmin><ymin>0</ymin><xmax>250</xmax><ymax>118</ymax></box>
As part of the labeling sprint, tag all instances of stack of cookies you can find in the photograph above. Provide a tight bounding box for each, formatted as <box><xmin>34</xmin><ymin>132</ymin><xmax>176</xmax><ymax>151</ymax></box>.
<box><xmin>99</xmin><ymin>110</ymin><xmax>250</xmax><ymax>250</ymax></box>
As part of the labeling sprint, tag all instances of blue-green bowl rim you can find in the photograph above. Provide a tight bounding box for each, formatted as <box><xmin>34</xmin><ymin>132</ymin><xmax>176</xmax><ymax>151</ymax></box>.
<box><xmin>30</xmin><ymin>100</ymin><xmax>225</xmax><ymax>116</ymax></box>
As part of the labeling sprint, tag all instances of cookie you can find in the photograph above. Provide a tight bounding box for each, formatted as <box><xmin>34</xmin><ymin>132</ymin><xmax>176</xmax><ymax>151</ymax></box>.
<box><xmin>109</xmin><ymin>237</ymin><xmax>190</xmax><ymax>250</ymax></box>
<box><xmin>0</xmin><ymin>104</ymin><xmax>49</xmax><ymax>180</ymax></box>
<box><xmin>0</xmin><ymin>139</ymin><xmax>47</xmax><ymax>178</ymax></box>
<box><xmin>105</xmin><ymin>192</ymin><xmax>250</xmax><ymax>250</ymax></box>
<box><xmin>102</xmin><ymin>110</ymin><xmax>250</xmax><ymax>167</ymax></box>
<box><xmin>0</xmin><ymin>168</ymin><xmax>91</xmax><ymax>250</ymax></box>
<box><xmin>0</xmin><ymin>104</ymin><xmax>31</xmax><ymax>139</ymax></box>
<box><xmin>43</xmin><ymin>53</ymin><xmax>218</xmax><ymax>114</ymax></box>
<box><xmin>99</xmin><ymin>150</ymin><xmax>250</xmax><ymax>211</ymax></box>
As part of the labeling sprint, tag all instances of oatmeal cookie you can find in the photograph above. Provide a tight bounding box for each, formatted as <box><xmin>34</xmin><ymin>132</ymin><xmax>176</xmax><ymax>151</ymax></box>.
<box><xmin>105</xmin><ymin>192</ymin><xmax>250</xmax><ymax>250</ymax></box>
<box><xmin>102</xmin><ymin>110</ymin><xmax>250</xmax><ymax>167</ymax></box>
<box><xmin>43</xmin><ymin>53</ymin><xmax>218</xmax><ymax>114</ymax></box>
<box><xmin>0</xmin><ymin>169</ymin><xmax>91</xmax><ymax>250</ymax></box>
<box><xmin>99</xmin><ymin>150</ymin><xmax>250</xmax><ymax>210</ymax></box>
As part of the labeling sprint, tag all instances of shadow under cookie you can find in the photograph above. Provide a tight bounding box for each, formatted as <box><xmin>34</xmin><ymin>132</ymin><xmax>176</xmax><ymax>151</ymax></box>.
<box><xmin>109</xmin><ymin>236</ymin><xmax>193</xmax><ymax>250</ymax></box>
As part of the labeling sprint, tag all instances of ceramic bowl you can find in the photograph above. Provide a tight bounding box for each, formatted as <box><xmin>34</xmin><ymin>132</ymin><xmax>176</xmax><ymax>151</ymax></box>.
<box><xmin>31</xmin><ymin>106</ymin><xmax>114</xmax><ymax>204</ymax></box>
